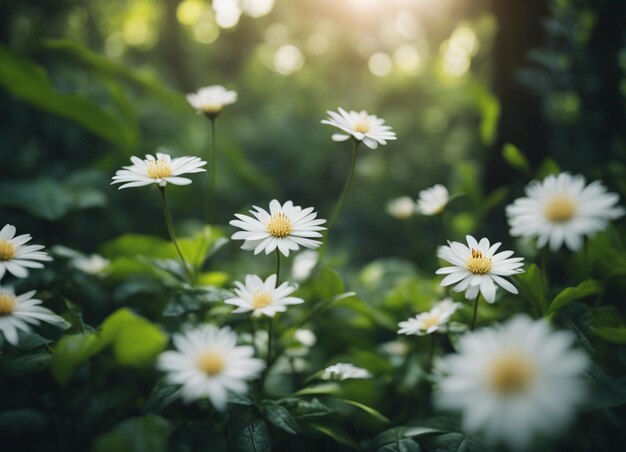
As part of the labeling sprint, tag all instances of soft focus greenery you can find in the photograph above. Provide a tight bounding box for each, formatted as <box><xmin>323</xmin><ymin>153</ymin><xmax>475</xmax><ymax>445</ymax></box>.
<box><xmin>1</xmin><ymin>0</ymin><xmax>626</xmax><ymax>451</ymax></box>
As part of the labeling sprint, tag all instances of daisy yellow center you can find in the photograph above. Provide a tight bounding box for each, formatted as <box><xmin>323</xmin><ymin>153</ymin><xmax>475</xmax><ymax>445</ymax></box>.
<box><xmin>0</xmin><ymin>240</ymin><xmax>16</xmax><ymax>261</ymax></box>
<box><xmin>197</xmin><ymin>351</ymin><xmax>225</xmax><ymax>376</ymax></box>
<box><xmin>421</xmin><ymin>313</ymin><xmax>440</xmax><ymax>330</ymax></box>
<box><xmin>266</xmin><ymin>212</ymin><xmax>293</xmax><ymax>238</ymax></box>
<box><xmin>466</xmin><ymin>249</ymin><xmax>492</xmax><ymax>275</ymax></box>
<box><xmin>354</xmin><ymin>120</ymin><xmax>370</xmax><ymax>133</ymax></box>
<box><xmin>545</xmin><ymin>195</ymin><xmax>576</xmax><ymax>223</ymax></box>
<box><xmin>146</xmin><ymin>159</ymin><xmax>173</xmax><ymax>179</ymax></box>
<box><xmin>251</xmin><ymin>291</ymin><xmax>272</xmax><ymax>309</ymax></box>
<box><xmin>0</xmin><ymin>293</ymin><xmax>16</xmax><ymax>317</ymax></box>
<box><xmin>201</xmin><ymin>104</ymin><xmax>223</xmax><ymax>114</ymax></box>
<box><xmin>488</xmin><ymin>354</ymin><xmax>535</xmax><ymax>394</ymax></box>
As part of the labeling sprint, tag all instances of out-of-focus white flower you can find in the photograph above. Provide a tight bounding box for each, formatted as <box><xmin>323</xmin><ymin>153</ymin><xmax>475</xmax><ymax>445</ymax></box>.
<box><xmin>321</xmin><ymin>108</ymin><xmax>397</xmax><ymax>149</ymax></box>
<box><xmin>71</xmin><ymin>254</ymin><xmax>110</xmax><ymax>275</ymax></box>
<box><xmin>225</xmin><ymin>274</ymin><xmax>304</xmax><ymax>318</ymax></box>
<box><xmin>506</xmin><ymin>173</ymin><xmax>624</xmax><ymax>251</ymax></box>
<box><xmin>186</xmin><ymin>85</ymin><xmax>237</xmax><ymax>116</ymax></box>
<box><xmin>398</xmin><ymin>298</ymin><xmax>461</xmax><ymax>336</ymax></box>
<box><xmin>111</xmin><ymin>152</ymin><xmax>206</xmax><ymax>189</ymax></box>
<box><xmin>436</xmin><ymin>235</ymin><xmax>524</xmax><ymax>303</ymax></box>
<box><xmin>291</xmin><ymin>250</ymin><xmax>318</xmax><ymax>282</ymax></box>
<box><xmin>386</xmin><ymin>196</ymin><xmax>416</xmax><ymax>220</ymax></box>
<box><xmin>417</xmin><ymin>184</ymin><xmax>449</xmax><ymax>216</ymax></box>
<box><xmin>435</xmin><ymin>315</ymin><xmax>590</xmax><ymax>450</ymax></box>
<box><xmin>157</xmin><ymin>325</ymin><xmax>264</xmax><ymax>410</ymax></box>
<box><xmin>0</xmin><ymin>224</ymin><xmax>52</xmax><ymax>281</ymax></box>
<box><xmin>230</xmin><ymin>200</ymin><xmax>326</xmax><ymax>257</ymax></box>
<box><xmin>294</xmin><ymin>328</ymin><xmax>317</xmax><ymax>347</ymax></box>
<box><xmin>0</xmin><ymin>287</ymin><xmax>66</xmax><ymax>345</ymax></box>
<box><xmin>320</xmin><ymin>363</ymin><xmax>372</xmax><ymax>381</ymax></box>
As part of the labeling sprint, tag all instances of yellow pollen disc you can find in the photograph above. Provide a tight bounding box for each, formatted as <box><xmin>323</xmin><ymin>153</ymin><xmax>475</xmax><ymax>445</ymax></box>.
<box><xmin>201</xmin><ymin>104</ymin><xmax>223</xmax><ymax>114</ymax></box>
<box><xmin>251</xmin><ymin>291</ymin><xmax>272</xmax><ymax>309</ymax></box>
<box><xmin>421</xmin><ymin>314</ymin><xmax>440</xmax><ymax>330</ymax></box>
<box><xmin>354</xmin><ymin>120</ymin><xmax>370</xmax><ymax>134</ymax></box>
<box><xmin>0</xmin><ymin>293</ymin><xmax>16</xmax><ymax>317</ymax></box>
<box><xmin>266</xmin><ymin>212</ymin><xmax>293</xmax><ymax>238</ymax></box>
<box><xmin>0</xmin><ymin>240</ymin><xmax>16</xmax><ymax>261</ymax></box>
<box><xmin>545</xmin><ymin>195</ymin><xmax>576</xmax><ymax>223</ymax></box>
<box><xmin>146</xmin><ymin>159</ymin><xmax>173</xmax><ymax>179</ymax></box>
<box><xmin>197</xmin><ymin>351</ymin><xmax>225</xmax><ymax>376</ymax></box>
<box><xmin>466</xmin><ymin>248</ymin><xmax>492</xmax><ymax>275</ymax></box>
<box><xmin>488</xmin><ymin>354</ymin><xmax>535</xmax><ymax>394</ymax></box>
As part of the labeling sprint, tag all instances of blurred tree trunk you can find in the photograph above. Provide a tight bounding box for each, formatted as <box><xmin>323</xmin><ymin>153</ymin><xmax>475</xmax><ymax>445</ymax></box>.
<box><xmin>486</xmin><ymin>0</ymin><xmax>549</xmax><ymax>190</ymax></box>
<box><xmin>159</xmin><ymin>0</ymin><xmax>193</xmax><ymax>90</ymax></box>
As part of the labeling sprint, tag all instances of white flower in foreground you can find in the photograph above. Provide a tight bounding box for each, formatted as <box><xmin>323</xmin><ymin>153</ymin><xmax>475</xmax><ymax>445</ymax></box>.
<box><xmin>71</xmin><ymin>254</ymin><xmax>110</xmax><ymax>275</ymax></box>
<box><xmin>186</xmin><ymin>85</ymin><xmax>237</xmax><ymax>116</ymax></box>
<box><xmin>225</xmin><ymin>274</ymin><xmax>304</xmax><ymax>318</ymax></box>
<box><xmin>294</xmin><ymin>328</ymin><xmax>317</xmax><ymax>347</ymax></box>
<box><xmin>417</xmin><ymin>184</ymin><xmax>449</xmax><ymax>216</ymax></box>
<box><xmin>230</xmin><ymin>200</ymin><xmax>326</xmax><ymax>257</ymax></box>
<box><xmin>321</xmin><ymin>363</ymin><xmax>372</xmax><ymax>381</ymax></box>
<box><xmin>387</xmin><ymin>196</ymin><xmax>416</xmax><ymax>220</ymax></box>
<box><xmin>291</xmin><ymin>250</ymin><xmax>319</xmax><ymax>282</ymax></box>
<box><xmin>506</xmin><ymin>173</ymin><xmax>624</xmax><ymax>251</ymax></box>
<box><xmin>0</xmin><ymin>224</ymin><xmax>52</xmax><ymax>281</ymax></box>
<box><xmin>321</xmin><ymin>108</ymin><xmax>397</xmax><ymax>149</ymax></box>
<box><xmin>437</xmin><ymin>235</ymin><xmax>524</xmax><ymax>303</ymax></box>
<box><xmin>111</xmin><ymin>152</ymin><xmax>207</xmax><ymax>190</ymax></box>
<box><xmin>435</xmin><ymin>315</ymin><xmax>589</xmax><ymax>450</ymax></box>
<box><xmin>157</xmin><ymin>325</ymin><xmax>264</xmax><ymax>410</ymax></box>
<box><xmin>398</xmin><ymin>298</ymin><xmax>461</xmax><ymax>336</ymax></box>
<box><xmin>0</xmin><ymin>287</ymin><xmax>66</xmax><ymax>345</ymax></box>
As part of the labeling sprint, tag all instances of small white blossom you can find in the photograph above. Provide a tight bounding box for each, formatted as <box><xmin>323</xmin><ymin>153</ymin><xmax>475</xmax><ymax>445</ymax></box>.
<box><xmin>320</xmin><ymin>363</ymin><xmax>372</xmax><ymax>381</ymax></box>
<box><xmin>112</xmin><ymin>152</ymin><xmax>206</xmax><ymax>189</ymax></box>
<box><xmin>0</xmin><ymin>224</ymin><xmax>52</xmax><ymax>281</ymax></box>
<box><xmin>225</xmin><ymin>274</ymin><xmax>304</xmax><ymax>318</ymax></box>
<box><xmin>321</xmin><ymin>108</ymin><xmax>397</xmax><ymax>149</ymax></box>
<box><xmin>417</xmin><ymin>184</ymin><xmax>449</xmax><ymax>216</ymax></box>
<box><xmin>398</xmin><ymin>298</ymin><xmax>461</xmax><ymax>336</ymax></box>
<box><xmin>386</xmin><ymin>196</ymin><xmax>416</xmax><ymax>220</ymax></box>
<box><xmin>186</xmin><ymin>85</ymin><xmax>237</xmax><ymax>116</ymax></box>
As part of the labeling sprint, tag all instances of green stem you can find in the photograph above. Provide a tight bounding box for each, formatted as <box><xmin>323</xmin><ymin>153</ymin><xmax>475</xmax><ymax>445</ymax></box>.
<box><xmin>326</xmin><ymin>139</ymin><xmax>359</xmax><ymax>238</ymax></box>
<box><xmin>208</xmin><ymin>117</ymin><xmax>217</xmax><ymax>222</ymax></box>
<box><xmin>158</xmin><ymin>186</ymin><xmax>193</xmax><ymax>283</ymax></box>
<box><xmin>470</xmin><ymin>295</ymin><xmax>480</xmax><ymax>331</ymax></box>
<box><xmin>426</xmin><ymin>334</ymin><xmax>436</xmax><ymax>373</ymax></box>
<box><xmin>275</xmin><ymin>250</ymin><xmax>281</xmax><ymax>281</ymax></box>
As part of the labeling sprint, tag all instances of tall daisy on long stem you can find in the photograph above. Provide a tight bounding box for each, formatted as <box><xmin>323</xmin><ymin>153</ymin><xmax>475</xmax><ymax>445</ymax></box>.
<box><xmin>187</xmin><ymin>85</ymin><xmax>237</xmax><ymax>222</ymax></box>
<box><xmin>112</xmin><ymin>152</ymin><xmax>207</xmax><ymax>282</ymax></box>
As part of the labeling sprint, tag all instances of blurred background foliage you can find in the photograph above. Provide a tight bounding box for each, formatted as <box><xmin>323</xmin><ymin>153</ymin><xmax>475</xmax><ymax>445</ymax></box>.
<box><xmin>2</xmin><ymin>0</ymin><xmax>626</xmax><ymax>449</ymax></box>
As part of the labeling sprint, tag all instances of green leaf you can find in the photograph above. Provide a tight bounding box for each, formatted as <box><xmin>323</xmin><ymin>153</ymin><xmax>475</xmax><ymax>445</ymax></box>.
<box><xmin>419</xmin><ymin>432</ymin><xmax>482</xmax><ymax>452</ymax></box>
<box><xmin>262</xmin><ymin>401</ymin><xmax>300</xmax><ymax>434</ymax></box>
<box><xmin>304</xmin><ymin>421</ymin><xmax>359</xmax><ymax>449</ymax></box>
<box><xmin>92</xmin><ymin>415</ymin><xmax>172</xmax><ymax>452</ymax></box>
<box><xmin>50</xmin><ymin>332</ymin><xmax>103</xmax><ymax>386</ymax></box>
<box><xmin>502</xmin><ymin>143</ymin><xmax>531</xmax><ymax>173</ymax></box>
<box><xmin>315</xmin><ymin>267</ymin><xmax>345</xmax><ymax>300</ymax></box>
<box><xmin>584</xmin><ymin>365</ymin><xmax>626</xmax><ymax>409</ymax></box>
<box><xmin>101</xmin><ymin>234</ymin><xmax>176</xmax><ymax>260</ymax></box>
<box><xmin>0</xmin><ymin>45</ymin><xmax>137</xmax><ymax>150</ymax></box>
<box><xmin>226</xmin><ymin>405</ymin><xmax>272</xmax><ymax>452</ymax></box>
<box><xmin>548</xmin><ymin>280</ymin><xmax>602</xmax><ymax>314</ymax></box>
<box><xmin>145</xmin><ymin>379</ymin><xmax>180</xmax><ymax>413</ymax></box>
<box><xmin>0</xmin><ymin>409</ymin><xmax>48</xmax><ymax>433</ymax></box>
<box><xmin>378</xmin><ymin>438</ymin><xmax>421</xmax><ymax>452</ymax></box>
<box><xmin>1</xmin><ymin>353</ymin><xmax>50</xmax><ymax>376</ymax></box>
<box><xmin>99</xmin><ymin>308</ymin><xmax>168</xmax><ymax>367</ymax></box>
<box><xmin>337</xmin><ymin>399</ymin><xmax>389</xmax><ymax>423</ymax></box>
<box><xmin>535</xmin><ymin>158</ymin><xmax>561</xmax><ymax>179</ymax></box>
<box><xmin>294</xmin><ymin>383</ymin><xmax>341</xmax><ymax>396</ymax></box>
<box><xmin>590</xmin><ymin>326</ymin><xmax>626</xmax><ymax>344</ymax></box>
<box><xmin>514</xmin><ymin>264</ymin><xmax>547</xmax><ymax>316</ymax></box>
<box><xmin>279</xmin><ymin>397</ymin><xmax>332</xmax><ymax>420</ymax></box>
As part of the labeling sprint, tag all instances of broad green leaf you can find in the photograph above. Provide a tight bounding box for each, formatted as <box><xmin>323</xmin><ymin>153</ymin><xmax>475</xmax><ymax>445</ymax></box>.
<box><xmin>584</xmin><ymin>365</ymin><xmax>626</xmax><ymax>409</ymax></box>
<box><xmin>315</xmin><ymin>267</ymin><xmax>345</xmax><ymax>300</ymax></box>
<box><xmin>92</xmin><ymin>415</ymin><xmax>172</xmax><ymax>452</ymax></box>
<box><xmin>0</xmin><ymin>353</ymin><xmax>50</xmax><ymax>377</ymax></box>
<box><xmin>279</xmin><ymin>397</ymin><xmax>332</xmax><ymax>420</ymax></box>
<box><xmin>262</xmin><ymin>401</ymin><xmax>300</xmax><ymax>434</ymax></box>
<box><xmin>590</xmin><ymin>326</ymin><xmax>626</xmax><ymax>344</ymax></box>
<box><xmin>535</xmin><ymin>158</ymin><xmax>560</xmax><ymax>179</ymax></box>
<box><xmin>145</xmin><ymin>379</ymin><xmax>180</xmax><ymax>413</ymax></box>
<box><xmin>50</xmin><ymin>332</ymin><xmax>103</xmax><ymax>385</ymax></box>
<box><xmin>294</xmin><ymin>383</ymin><xmax>341</xmax><ymax>396</ymax></box>
<box><xmin>99</xmin><ymin>308</ymin><xmax>168</xmax><ymax>367</ymax></box>
<box><xmin>419</xmin><ymin>432</ymin><xmax>482</xmax><ymax>452</ymax></box>
<box><xmin>0</xmin><ymin>45</ymin><xmax>137</xmax><ymax>150</ymax></box>
<box><xmin>514</xmin><ymin>264</ymin><xmax>547</xmax><ymax>316</ymax></box>
<box><xmin>226</xmin><ymin>405</ymin><xmax>272</xmax><ymax>452</ymax></box>
<box><xmin>101</xmin><ymin>234</ymin><xmax>176</xmax><ymax>260</ymax></box>
<box><xmin>378</xmin><ymin>438</ymin><xmax>421</xmax><ymax>452</ymax></box>
<box><xmin>502</xmin><ymin>143</ymin><xmax>530</xmax><ymax>172</ymax></box>
<box><xmin>337</xmin><ymin>399</ymin><xmax>389</xmax><ymax>423</ymax></box>
<box><xmin>548</xmin><ymin>280</ymin><xmax>601</xmax><ymax>314</ymax></box>
<box><xmin>304</xmin><ymin>421</ymin><xmax>359</xmax><ymax>449</ymax></box>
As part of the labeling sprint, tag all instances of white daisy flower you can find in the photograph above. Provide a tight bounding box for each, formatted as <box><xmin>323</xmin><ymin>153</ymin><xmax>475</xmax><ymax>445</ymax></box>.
<box><xmin>230</xmin><ymin>200</ymin><xmax>326</xmax><ymax>257</ymax></box>
<box><xmin>398</xmin><ymin>298</ymin><xmax>461</xmax><ymax>336</ymax></box>
<box><xmin>436</xmin><ymin>235</ymin><xmax>524</xmax><ymax>303</ymax></box>
<box><xmin>225</xmin><ymin>274</ymin><xmax>304</xmax><ymax>318</ymax></box>
<box><xmin>320</xmin><ymin>363</ymin><xmax>372</xmax><ymax>381</ymax></box>
<box><xmin>111</xmin><ymin>152</ymin><xmax>207</xmax><ymax>190</ymax></box>
<box><xmin>71</xmin><ymin>254</ymin><xmax>110</xmax><ymax>276</ymax></box>
<box><xmin>321</xmin><ymin>107</ymin><xmax>397</xmax><ymax>149</ymax></box>
<box><xmin>294</xmin><ymin>328</ymin><xmax>317</xmax><ymax>347</ymax></box>
<box><xmin>435</xmin><ymin>315</ymin><xmax>589</xmax><ymax>450</ymax></box>
<box><xmin>0</xmin><ymin>287</ymin><xmax>66</xmax><ymax>346</ymax></box>
<box><xmin>506</xmin><ymin>173</ymin><xmax>624</xmax><ymax>251</ymax></box>
<box><xmin>291</xmin><ymin>250</ymin><xmax>319</xmax><ymax>282</ymax></box>
<box><xmin>157</xmin><ymin>325</ymin><xmax>264</xmax><ymax>410</ymax></box>
<box><xmin>0</xmin><ymin>224</ymin><xmax>52</xmax><ymax>281</ymax></box>
<box><xmin>386</xmin><ymin>196</ymin><xmax>416</xmax><ymax>220</ymax></box>
<box><xmin>417</xmin><ymin>184</ymin><xmax>449</xmax><ymax>216</ymax></box>
<box><xmin>186</xmin><ymin>85</ymin><xmax>237</xmax><ymax>116</ymax></box>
